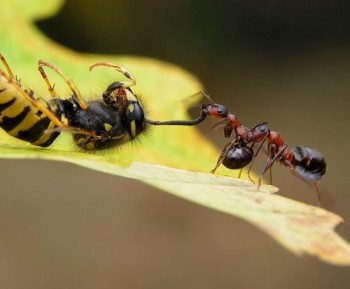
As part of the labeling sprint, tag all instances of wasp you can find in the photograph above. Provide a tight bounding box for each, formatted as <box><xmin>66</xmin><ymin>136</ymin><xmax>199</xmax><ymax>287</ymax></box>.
<box><xmin>0</xmin><ymin>53</ymin><xmax>146</xmax><ymax>150</ymax></box>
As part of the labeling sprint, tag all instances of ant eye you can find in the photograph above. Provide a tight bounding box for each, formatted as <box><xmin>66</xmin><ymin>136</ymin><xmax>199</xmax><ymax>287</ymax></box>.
<box><xmin>214</xmin><ymin>104</ymin><xmax>228</xmax><ymax>116</ymax></box>
<box><xmin>259</xmin><ymin>125</ymin><xmax>268</xmax><ymax>132</ymax></box>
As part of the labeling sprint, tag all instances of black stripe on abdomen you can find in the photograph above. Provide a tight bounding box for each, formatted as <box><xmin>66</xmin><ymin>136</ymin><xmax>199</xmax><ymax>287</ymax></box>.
<box><xmin>0</xmin><ymin>97</ymin><xmax>16</xmax><ymax>113</ymax></box>
<box><xmin>0</xmin><ymin>106</ymin><xmax>30</xmax><ymax>131</ymax></box>
<box><xmin>17</xmin><ymin>117</ymin><xmax>58</xmax><ymax>145</ymax></box>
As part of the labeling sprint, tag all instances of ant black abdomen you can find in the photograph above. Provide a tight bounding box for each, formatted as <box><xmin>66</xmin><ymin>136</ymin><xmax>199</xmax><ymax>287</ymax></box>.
<box><xmin>222</xmin><ymin>146</ymin><xmax>254</xmax><ymax>170</ymax></box>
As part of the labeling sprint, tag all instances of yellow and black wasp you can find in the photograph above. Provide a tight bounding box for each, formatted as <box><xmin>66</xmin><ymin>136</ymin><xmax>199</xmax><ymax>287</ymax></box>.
<box><xmin>0</xmin><ymin>52</ymin><xmax>232</xmax><ymax>152</ymax></box>
<box><xmin>0</xmin><ymin>53</ymin><xmax>146</xmax><ymax>150</ymax></box>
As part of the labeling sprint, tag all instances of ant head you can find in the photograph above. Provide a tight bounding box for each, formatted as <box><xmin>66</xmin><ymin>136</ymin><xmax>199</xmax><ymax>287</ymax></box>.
<box><xmin>252</xmin><ymin>122</ymin><xmax>269</xmax><ymax>134</ymax></box>
<box><xmin>203</xmin><ymin>103</ymin><xmax>229</xmax><ymax>119</ymax></box>
<box><xmin>199</xmin><ymin>91</ymin><xmax>229</xmax><ymax>119</ymax></box>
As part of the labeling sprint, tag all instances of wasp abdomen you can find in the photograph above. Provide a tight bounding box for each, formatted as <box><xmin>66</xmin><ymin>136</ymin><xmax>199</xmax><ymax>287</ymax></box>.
<box><xmin>0</xmin><ymin>80</ymin><xmax>59</xmax><ymax>147</ymax></box>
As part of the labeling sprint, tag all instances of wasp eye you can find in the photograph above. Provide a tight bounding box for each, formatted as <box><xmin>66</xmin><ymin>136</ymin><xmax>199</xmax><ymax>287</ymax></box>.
<box><xmin>124</xmin><ymin>101</ymin><xmax>145</xmax><ymax>137</ymax></box>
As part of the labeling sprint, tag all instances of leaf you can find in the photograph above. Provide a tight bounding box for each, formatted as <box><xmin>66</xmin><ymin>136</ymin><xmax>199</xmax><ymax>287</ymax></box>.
<box><xmin>1</xmin><ymin>0</ymin><xmax>350</xmax><ymax>266</ymax></box>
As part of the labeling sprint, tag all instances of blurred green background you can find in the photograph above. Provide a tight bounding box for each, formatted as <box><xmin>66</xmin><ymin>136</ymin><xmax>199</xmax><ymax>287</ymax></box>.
<box><xmin>1</xmin><ymin>0</ymin><xmax>350</xmax><ymax>288</ymax></box>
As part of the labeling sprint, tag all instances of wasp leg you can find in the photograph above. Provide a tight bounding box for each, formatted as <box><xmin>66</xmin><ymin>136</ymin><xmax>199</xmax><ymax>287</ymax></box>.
<box><xmin>38</xmin><ymin>60</ymin><xmax>88</xmax><ymax>110</ymax></box>
<box><xmin>0</xmin><ymin>52</ymin><xmax>15</xmax><ymax>79</ymax></box>
<box><xmin>45</xmin><ymin>126</ymin><xmax>102</xmax><ymax>140</ymax></box>
<box><xmin>0</xmin><ymin>69</ymin><xmax>64</xmax><ymax>128</ymax></box>
<box><xmin>38</xmin><ymin>64</ymin><xmax>58</xmax><ymax>98</ymax></box>
<box><xmin>89</xmin><ymin>62</ymin><xmax>136</xmax><ymax>88</ymax></box>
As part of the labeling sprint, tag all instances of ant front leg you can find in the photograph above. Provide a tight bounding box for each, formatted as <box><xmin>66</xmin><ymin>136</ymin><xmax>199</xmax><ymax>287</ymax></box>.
<box><xmin>210</xmin><ymin>142</ymin><xmax>233</xmax><ymax>174</ymax></box>
<box><xmin>243</xmin><ymin>126</ymin><xmax>270</xmax><ymax>183</ymax></box>
<box><xmin>245</xmin><ymin>142</ymin><xmax>258</xmax><ymax>183</ymax></box>
<box><xmin>258</xmin><ymin>144</ymin><xmax>288</xmax><ymax>189</ymax></box>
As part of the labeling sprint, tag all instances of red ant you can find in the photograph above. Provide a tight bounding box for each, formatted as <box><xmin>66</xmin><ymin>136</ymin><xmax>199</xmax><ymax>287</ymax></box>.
<box><xmin>212</xmin><ymin>121</ymin><xmax>326</xmax><ymax>202</ymax></box>
<box><xmin>147</xmin><ymin>91</ymin><xmax>326</xmax><ymax>202</ymax></box>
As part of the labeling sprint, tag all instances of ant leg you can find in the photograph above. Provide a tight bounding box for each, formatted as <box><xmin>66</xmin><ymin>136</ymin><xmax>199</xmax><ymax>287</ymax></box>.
<box><xmin>283</xmin><ymin>161</ymin><xmax>322</xmax><ymax>205</ymax></box>
<box><xmin>0</xmin><ymin>69</ymin><xmax>64</xmax><ymax>128</ymax></box>
<box><xmin>313</xmin><ymin>183</ymin><xmax>322</xmax><ymax>206</ymax></box>
<box><xmin>90</xmin><ymin>62</ymin><xmax>136</xmax><ymax>88</ymax></box>
<box><xmin>269</xmin><ymin>167</ymin><xmax>273</xmax><ymax>185</ymax></box>
<box><xmin>246</xmin><ymin>134</ymin><xmax>268</xmax><ymax>183</ymax></box>
<box><xmin>38</xmin><ymin>60</ymin><xmax>88</xmax><ymax>110</ymax></box>
<box><xmin>210</xmin><ymin>141</ymin><xmax>235</xmax><ymax>174</ymax></box>
<box><xmin>258</xmin><ymin>144</ymin><xmax>288</xmax><ymax>189</ymax></box>
<box><xmin>0</xmin><ymin>52</ymin><xmax>14</xmax><ymax>78</ymax></box>
<box><xmin>210</xmin><ymin>145</ymin><xmax>228</xmax><ymax>173</ymax></box>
